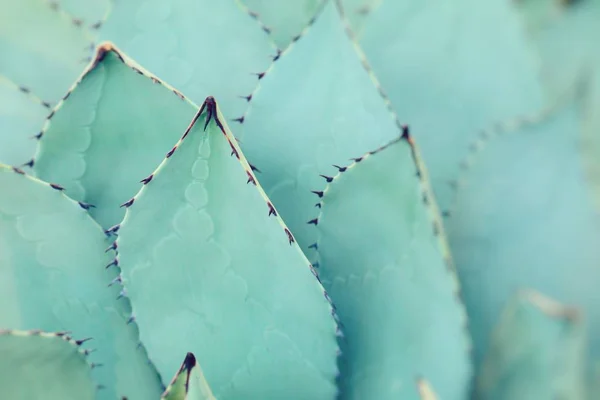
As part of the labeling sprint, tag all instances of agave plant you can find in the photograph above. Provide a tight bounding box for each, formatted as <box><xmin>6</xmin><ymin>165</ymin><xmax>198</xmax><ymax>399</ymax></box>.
<box><xmin>0</xmin><ymin>0</ymin><xmax>598</xmax><ymax>399</ymax></box>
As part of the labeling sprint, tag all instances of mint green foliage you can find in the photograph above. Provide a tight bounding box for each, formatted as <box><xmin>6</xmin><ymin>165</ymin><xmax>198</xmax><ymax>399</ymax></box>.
<box><xmin>241</xmin><ymin>0</ymin><xmax>323</xmax><ymax>49</ymax></box>
<box><xmin>239</xmin><ymin>1</ymin><xmax>398</xmax><ymax>251</ymax></box>
<box><xmin>116</xmin><ymin>99</ymin><xmax>339</xmax><ymax>399</ymax></box>
<box><xmin>1</xmin><ymin>0</ymin><xmax>599</xmax><ymax>398</ymax></box>
<box><xmin>98</xmin><ymin>0</ymin><xmax>274</xmax><ymax>118</ymax></box>
<box><xmin>344</xmin><ymin>0</ymin><xmax>545</xmax><ymax>210</ymax></box>
<box><xmin>313</xmin><ymin>137</ymin><xmax>470</xmax><ymax>400</ymax></box>
<box><xmin>162</xmin><ymin>353</ymin><xmax>216</xmax><ymax>400</ymax></box>
<box><xmin>0</xmin><ymin>165</ymin><xmax>163</xmax><ymax>399</ymax></box>
<box><xmin>447</xmin><ymin>96</ymin><xmax>600</xmax><ymax>371</ymax></box>
<box><xmin>0</xmin><ymin>330</ymin><xmax>96</xmax><ymax>400</ymax></box>
<box><xmin>33</xmin><ymin>46</ymin><xmax>197</xmax><ymax>230</ymax></box>
<box><xmin>0</xmin><ymin>0</ymin><xmax>93</xmax><ymax>104</ymax></box>
<box><xmin>0</xmin><ymin>78</ymin><xmax>48</xmax><ymax>167</ymax></box>
<box><xmin>476</xmin><ymin>291</ymin><xmax>586</xmax><ymax>400</ymax></box>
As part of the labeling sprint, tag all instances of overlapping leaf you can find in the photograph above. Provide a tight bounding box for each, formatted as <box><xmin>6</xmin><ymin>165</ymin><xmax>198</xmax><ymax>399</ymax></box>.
<box><xmin>0</xmin><ymin>330</ymin><xmax>96</xmax><ymax>400</ymax></box>
<box><xmin>0</xmin><ymin>0</ymin><xmax>94</xmax><ymax>104</ymax></box>
<box><xmin>447</xmin><ymin>95</ymin><xmax>600</xmax><ymax>370</ymax></box>
<box><xmin>340</xmin><ymin>0</ymin><xmax>545</xmax><ymax>210</ymax></box>
<box><xmin>239</xmin><ymin>1</ymin><xmax>399</xmax><ymax>252</ymax></box>
<box><xmin>33</xmin><ymin>44</ymin><xmax>197</xmax><ymax>230</ymax></box>
<box><xmin>116</xmin><ymin>97</ymin><xmax>339</xmax><ymax>399</ymax></box>
<box><xmin>0</xmin><ymin>165</ymin><xmax>163</xmax><ymax>399</ymax></box>
<box><xmin>98</xmin><ymin>0</ymin><xmax>274</xmax><ymax>118</ymax></box>
<box><xmin>312</xmin><ymin>135</ymin><xmax>471</xmax><ymax>400</ymax></box>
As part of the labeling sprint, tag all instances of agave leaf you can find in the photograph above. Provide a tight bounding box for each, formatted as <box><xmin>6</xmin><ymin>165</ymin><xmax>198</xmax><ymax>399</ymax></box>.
<box><xmin>161</xmin><ymin>353</ymin><xmax>216</xmax><ymax>400</ymax></box>
<box><xmin>476</xmin><ymin>290</ymin><xmax>586</xmax><ymax>400</ymax></box>
<box><xmin>0</xmin><ymin>329</ymin><xmax>96</xmax><ymax>399</ymax></box>
<box><xmin>98</xmin><ymin>0</ymin><xmax>274</xmax><ymax>118</ymax></box>
<box><xmin>312</xmin><ymin>134</ymin><xmax>471</xmax><ymax>399</ymax></box>
<box><xmin>116</xmin><ymin>97</ymin><xmax>339</xmax><ymax>399</ymax></box>
<box><xmin>514</xmin><ymin>0</ymin><xmax>600</xmax><ymax>101</ymax></box>
<box><xmin>33</xmin><ymin>43</ymin><xmax>197</xmax><ymax>230</ymax></box>
<box><xmin>416</xmin><ymin>378</ymin><xmax>439</xmax><ymax>400</ymax></box>
<box><xmin>0</xmin><ymin>0</ymin><xmax>94</xmax><ymax>104</ymax></box>
<box><xmin>338</xmin><ymin>0</ymin><xmax>545</xmax><ymax>210</ymax></box>
<box><xmin>447</xmin><ymin>93</ymin><xmax>600</xmax><ymax>370</ymax></box>
<box><xmin>0</xmin><ymin>165</ymin><xmax>163</xmax><ymax>399</ymax></box>
<box><xmin>241</xmin><ymin>0</ymin><xmax>323</xmax><ymax>49</ymax></box>
<box><xmin>0</xmin><ymin>77</ymin><xmax>49</xmax><ymax>167</ymax></box>
<box><xmin>238</xmin><ymin>0</ymin><xmax>398</xmax><ymax>252</ymax></box>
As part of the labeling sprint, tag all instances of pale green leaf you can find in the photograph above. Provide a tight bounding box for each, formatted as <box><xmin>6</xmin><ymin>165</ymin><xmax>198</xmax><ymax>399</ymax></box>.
<box><xmin>0</xmin><ymin>0</ymin><xmax>94</xmax><ymax>104</ymax></box>
<box><xmin>98</xmin><ymin>0</ymin><xmax>274</xmax><ymax>118</ymax></box>
<box><xmin>0</xmin><ymin>165</ymin><xmax>163</xmax><ymax>400</ymax></box>
<box><xmin>341</xmin><ymin>0</ymin><xmax>545</xmax><ymax>209</ymax></box>
<box><xmin>33</xmin><ymin>44</ymin><xmax>197</xmax><ymax>230</ymax></box>
<box><xmin>239</xmin><ymin>1</ymin><xmax>399</xmax><ymax>252</ymax></box>
<box><xmin>313</xmin><ymin>135</ymin><xmax>471</xmax><ymax>400</ymax></box>
<box><xmin>0</xmin><ymin>329</ymin><xmax>96</xmax><ymax>400</ymax></box>
<box><xmin>116</xmin><ymin>98</ymin><xmax>339</xmax><ymax>399</ymax></box>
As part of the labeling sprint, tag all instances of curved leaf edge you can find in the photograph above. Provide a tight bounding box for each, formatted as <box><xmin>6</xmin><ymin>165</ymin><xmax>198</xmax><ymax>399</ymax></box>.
<box><xmin>0</xmin><ymin>328</ymin><xmax>101</xmax><ymax>390</ymax></box>
<box><xmin>306</xmin><ymin>130</ymin><xmax>472</xmax><ymax>356</ymax></box>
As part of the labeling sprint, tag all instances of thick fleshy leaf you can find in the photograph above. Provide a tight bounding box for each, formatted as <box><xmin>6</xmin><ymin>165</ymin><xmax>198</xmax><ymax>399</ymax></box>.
<box><xmin>116</xmin><ymin>98</ymin><xmax>339</xmax><ymax>399</ymax></box>
<box><xmin>0</xmin><ymin>0</ymin><xmax>94</xmax><ymax>104</ymax></box>
<box><xmin>340</xmin><ymin>0</ymin><xmax>544</xmax><ymax>209</ymax></box>
<box><xmin>241</xmin><ymin>0</ymin><xmax>322</xmax><ymax>49</ymax></box>
<box><xmin>161</xmin><ymin>353</ymin><xmax>216</xmax><ymax>400</ymax></box>
<box><xmin>447</xmin><ymin>95</ymin><xmax>600</xmax><ymax>370</ymax></box>
<box><xmin>33</xmin><ymin>43</ymin><xmax>197</xmax><ymax>230</ymax></box>
<box><xmin>0</xmin><ymin>329</ymin><xmax>96</xmax><ymax>399</ymax></box>
<box><xmin>239</xmin><ymin>1</ymin><xmax>399</xmax><ymax>251</ymax></box>
<box><xmin>98</xmin><ymin>0</ymin><xmax>274</xmax><ymax>118</ymax></box>
<box><xmin>0</xmin><ymin>165</ymin><xmax>163</xmax><ymax>399</ymax></box>
<box><xmin>0</xmin><ymin>77</ymin><xmax>49</xmax><ymax>167</ymax></box>
<box><xmin>476</xmin><ymin>290</ymin><xmax>586</xmax><ymax>400</ymax></box>
<box><xmin>312</xmin><ymin>135</ymin><xmax>471</xmax><ymax>400</ymax></box>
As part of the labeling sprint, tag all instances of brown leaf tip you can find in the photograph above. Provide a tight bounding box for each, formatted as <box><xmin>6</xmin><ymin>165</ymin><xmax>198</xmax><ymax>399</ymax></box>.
<box><xmin>183</xmin><ymin>352</ymin><xmax>197</xmax><ymax>371</ymax></box>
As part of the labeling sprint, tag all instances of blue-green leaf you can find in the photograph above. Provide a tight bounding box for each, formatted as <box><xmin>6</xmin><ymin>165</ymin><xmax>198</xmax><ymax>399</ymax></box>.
<box><xmin>0</xmin><ymin>0</ymin><xmax>94</xmax><ymax>104</ymax></box>
<box><xmin>116</xmin><ymin>97</ymin><xmax>339</xmax><ymax>399</ymax></box>
<box><xmin>312</xmin><ymin>134</ymin><xmax>471</xmax><ymax>400</ymax></box>
<box><xmin>340</xmin><ymin>0</ymin><xmax>545</xmax><ymax>209</ymax></box>
<box><xmin>0</xmin><ymin>329</ymin><xmax>96</xmax><ymax>400</ymax></box>
<box><xmin>33</xmin><ymin>43</ymin><xmax>197</xmax><ymax>230</ymax></box>
<box><xmin>476</xmin><ymin>290</ymin><xmax>586</xmax><ymax>400</ymax></box>
<box><xmin>0</xmin><ymin>165</ymin><xmax>163</xmax><ymax>400</ymax></box>
<box><xmin>447</xmin><ymin>94</ymin><xmax>600</xmax><ymax>370</ymax></box>
<box><xmin>239</xmin><ymin>0</ymin><xmax>399</xmax><ymax>252</ymax></box>
<box><xmin>98</xmin><ymin>0</ymin><xmax>274</xmax><ymax>118</ymax></box>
